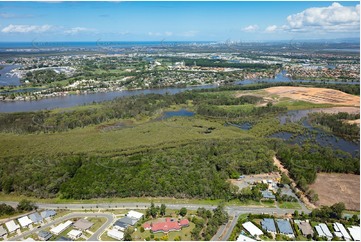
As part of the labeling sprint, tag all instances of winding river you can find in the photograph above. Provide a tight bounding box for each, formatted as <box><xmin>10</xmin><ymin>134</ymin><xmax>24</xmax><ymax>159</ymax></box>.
<box><xmin>0</xmin><ymin>67</ymin><xmax>359</xmax><ymax>113</ymax></box>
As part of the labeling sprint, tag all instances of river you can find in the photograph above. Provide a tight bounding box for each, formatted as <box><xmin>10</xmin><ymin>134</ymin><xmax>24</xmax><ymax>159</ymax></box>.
<box><xmin>0</xmin><ymin>65</ymin><xmax>22</xmax><ymax>86</ymax></box>
<box><xmin>0</xmin><ymin>67</ymin><xmax>359</xmax><ymax>113</ymax></box>
<box><xmin>0</xmin><ymin>85</ymin><xmax>215</xmax><ymax>113</ymax></box>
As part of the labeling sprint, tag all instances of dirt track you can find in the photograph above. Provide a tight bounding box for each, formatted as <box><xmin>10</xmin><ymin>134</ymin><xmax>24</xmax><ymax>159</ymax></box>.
<box><xmin>309</xmin><ymin>173</ymin><xmax>360</xmax><ymax>211</ymax></box>
<box><xmin>265</xmin><ymin>86</ymin><xmax>360</xmax><ymax>106</ymax></box>
<box><xmin>273</xmin><ymin>156</ymin><xmax>316</xmax><ymax>209</ymax></box>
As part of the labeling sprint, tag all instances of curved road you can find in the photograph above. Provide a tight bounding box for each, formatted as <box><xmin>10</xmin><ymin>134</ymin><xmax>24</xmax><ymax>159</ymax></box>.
<box><xmin>8</xmin><ymin>212</ymin><xmax>114</xmax><ymax>241</ymax></box>
<box><xmin>1</xmin><ymin>201</ymin><xmax>310</xmax><ymax>241</ymax></box>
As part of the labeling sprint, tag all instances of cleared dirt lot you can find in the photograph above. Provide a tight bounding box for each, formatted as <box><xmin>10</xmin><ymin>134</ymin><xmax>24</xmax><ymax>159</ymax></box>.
<box><xmin>310</xmin><ymin>173</ymin><xmax>360</xmax><ymax>210</ymax></box>
<box><xmin>265</xmin><ymin>86</ymin><xmax>360</xmax><ymax>106</ymax></box>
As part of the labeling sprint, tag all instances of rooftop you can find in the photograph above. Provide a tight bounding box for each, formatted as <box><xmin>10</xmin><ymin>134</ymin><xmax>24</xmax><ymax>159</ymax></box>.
<box><xmin>0</xmin><ymin>225</ymin><xmax>7</xmax><ymax>236</ymax></box>
<box><xmin>242</xmin><ymin>221</ymin><xmax>263</xmax><ymax>237</ymax></box>
<box><xmin>261</xmin><ymin>218</ymin><xmax>276</xmax><ymax>233</ymax></box>
<box><xmin>276</xmin><ymin>219</ymin><xmax>294</xmax><ymax>235</ymax></box>
<box><xmin>74</xmin><ymin>219</ymin><xmax>94</xmax><ymax>231</ymax></box>
<box><xmin>298</xmin><ymin>221</ymin><xmax>314</xmax><ymax>236</ymax></box>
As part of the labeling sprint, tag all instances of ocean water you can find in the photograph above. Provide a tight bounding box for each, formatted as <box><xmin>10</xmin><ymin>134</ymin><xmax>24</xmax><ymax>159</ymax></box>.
<box><xmin>0</xmin><ymin>41</ymin><xmax>212</xmax><ymax>49</ymax></box>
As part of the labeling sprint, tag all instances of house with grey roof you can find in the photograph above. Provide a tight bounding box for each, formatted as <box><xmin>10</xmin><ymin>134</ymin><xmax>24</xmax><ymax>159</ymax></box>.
<box><xmin>261</xmin><ymin>218</ymin><xmax>277</xmax><ymax>233</ymax></box>
<box><xmin>276</xmin><ymin>219</ymin><xmax>294</xmax><ymax>237</ymax></box>
<box><xmin>38</xmin><ymin>230</ymin><xmax>52</xmax><ymax>241</ymax></box>
<box><xmin>0</xmin><ymin>225</ymin><xmax>7</xmax><ymax>237</ymax></box>
<box><xmin>261</xmin><ymin>190</ymin><xmax>276</xmax><ymax>200</ymax></box>
<box><xmin>120</xmin><ymin>216</ymin><xmax>136</xmax><ymax>225</ymax></box>
<box><xmin>40</xmin><ymin>210</ymin><xmax>56</xmax><ymax>219</ymax></box>
<box><xmin>29</xmin><ymin>213</ymin><xmax>43</xmax><ymax>223</ymax></box>
<box><xmin>114</xmin><ymin>219</ymin><xmax>131</xmax><ymax>231</ymax></box>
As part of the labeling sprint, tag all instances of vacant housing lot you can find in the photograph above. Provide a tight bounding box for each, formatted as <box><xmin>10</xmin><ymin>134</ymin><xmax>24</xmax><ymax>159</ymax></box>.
<box><xmin>265</xmin><ymin>86</ymin><xmax>360</xmax><ymax>106</ymax></box>
<box><xmin>310</xmin><ymin>173</ymin><xmax>360</xmax><ymax>211</ymax></box>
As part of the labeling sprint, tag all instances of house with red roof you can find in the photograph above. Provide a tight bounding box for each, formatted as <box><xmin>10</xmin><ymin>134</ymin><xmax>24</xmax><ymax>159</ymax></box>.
<box><xmin>143</xmin><ymin>223</ymin><xmax>151</xmax><ymax>231</ymax></box>
<box><xmin>179</xmin><ymin>219</ymin><xmax>189</xmax><ymax>227</ymax></box>
<box><xmin>142</xmin><ymin>218</ymin><xmax>190</xmax><ymax>233</ymax></box>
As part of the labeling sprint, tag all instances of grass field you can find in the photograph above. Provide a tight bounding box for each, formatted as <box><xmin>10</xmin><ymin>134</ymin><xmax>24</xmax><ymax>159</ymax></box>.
<box><xmin>277</xmin><ymin>202</ymin><xmax>302</xmax><ymax>209</ymax></box>
<box><xmin>0</xmin><ymin>117</ymin><xmax>245</xmax><ymax>158</ymax></box>
<box><xmin>274</xmin><ymin>99</ymin><xmax>336</xmax><ymax>110</ymax></box>
<box><xmin>87</xmin><ymin>217</ymin><xmax>107</xmax><ymax>233</ymax></box>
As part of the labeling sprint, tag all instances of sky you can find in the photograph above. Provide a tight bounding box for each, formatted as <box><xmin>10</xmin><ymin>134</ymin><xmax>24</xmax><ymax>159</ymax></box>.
<box><xmin>0</xmin><ymin>1</ymin><xmax>359</xmax><ymax>42</ymax></box>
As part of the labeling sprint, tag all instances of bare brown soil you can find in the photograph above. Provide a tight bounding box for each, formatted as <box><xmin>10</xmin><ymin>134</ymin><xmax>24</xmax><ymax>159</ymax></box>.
<box><xmin>309</xmin><ymin>173</ymin><xmax>360</xmax><ymax>211</ymax></box>
<box><xmin>265</xmin><ymin>87</ymin><xmax>360</xmax><ymax>106</ymax></box>
<box><xmin>345</xmin><ymin>119</ymin><xmax>360</xmax><ymax>126</ymax></box>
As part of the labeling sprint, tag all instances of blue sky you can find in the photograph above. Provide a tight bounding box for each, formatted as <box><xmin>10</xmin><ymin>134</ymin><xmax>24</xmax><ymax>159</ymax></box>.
<box><xmin>0</xmin><ymin>1</ymin><xmax>359</xmax><ymax>42</ymax></box>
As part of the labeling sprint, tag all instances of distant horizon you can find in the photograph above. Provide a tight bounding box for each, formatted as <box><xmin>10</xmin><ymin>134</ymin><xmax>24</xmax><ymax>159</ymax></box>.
<box><xmin>0</xmin><ymin>37</ymin><xmax>359</xmax><ymax>43</ymax></box>
<box><xmin>0</xmin><ymin>1</ymin><xmax>359</xmax><ymax>41</ymax></box>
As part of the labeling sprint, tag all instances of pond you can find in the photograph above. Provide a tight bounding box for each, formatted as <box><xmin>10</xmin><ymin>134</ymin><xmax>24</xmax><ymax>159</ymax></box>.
<box><xmin>159</xmin><ymin>109</ymin><xmax>195</xmax><ymax>120</ymax></box>
<box><xmin>271</xmin><ymin>109</ymin><xmax>360</xmax><ymax>157</ymax></box>
<box><xmin>225</xmin><ymin>122</ymin><xmax>253</xmax><ymax>130</ymax></box>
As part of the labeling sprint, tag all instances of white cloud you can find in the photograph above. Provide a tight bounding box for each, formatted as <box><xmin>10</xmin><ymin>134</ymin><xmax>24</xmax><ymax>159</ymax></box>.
<box><xmin>287</xmin><ymin>2</ymin><xmax>360</xmax><ymax>32</ymax></box>
<box><xmin>148</xmin><ymin>32</ymin><xmax>162</xmax><ymax>36</ymax></box>
<box><xmin>242</xmin><ymin>25</ymin><xmax>259</xmax><ymax>32</ymax></box>
<box><xmin>64</xmin><ymin>27</ymin><xmax>93</xmax><ymax>35</ymax></box>
<box><xmin>0</xmin><ymin>13</ymin><xmax>34</xmax><ymax>19</ymax></box>
<box><xmin>180</xmin><ymin>30</ymin><xmax>198</xmax><ymax>37</ymax></box>
<box><xmin>1</xmin><ymin>24</ymin><xmax>53</xmax><ymax>33</ymax></box>
<box><xmin>265</xmin><ymin>25</ymin><xmax>278</xmax><ymax>33</ymax></box>
<box><xmin>148</xmin><ymin>31</ymin><xmax>173</xmax><ymax>37</ymax></box>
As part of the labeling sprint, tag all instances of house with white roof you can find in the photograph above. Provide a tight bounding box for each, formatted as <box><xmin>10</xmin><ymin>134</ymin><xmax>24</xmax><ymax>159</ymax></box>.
<box><xmin>50</xmin><ymin>221</ymin><xmax>73</xmax><ymax>235</ymax></box>
<box><xmin>18</xmin><ymin>216</ymin><xmax>33</xmax><ymax>228</ymax></box>
<box><xmin>67</xmin><ymin>229</ymin><xmax>82</xmax><ymax>240</ymax></box>
<box><xmin>333</xmin><ymin>222</ymin><xmax>351</xmax><ymax>240</ymax></box>
<box><xmin>237</xmin><ymin>234</ymin><xmax>257</xmax><ymax>242</ymax></box>
<box><xmin>127</xmin><ymin>210</ymin><xmax>143</xmax><ymax>220</ymax></box>
<box><xmin>242</xmin><ymin>221</ymin><xmax>263</xmax><ymax>237</ymax></box>
<box><xmin>315</xmin><ymin>223</ymin><xmax>333</xmax><ymax>240</ymax></box>
<box><xmin>348</xmin><ymin>226</ymin><xmax>360</xmax><ymax>241</ymax></box>
<box><xmin>5</xmin><ymin>220</ymin><xmax>20</xmax><ymax>233</ymax></box>
<box><xmin>0</xmin><ymin>225</ymin><xmax>7</xmax><ymax>237</ymax></box>
<box><xmin>107</xmin><ymin>229</ymin><xmax>124</xmax><ymax>240</ymax></box>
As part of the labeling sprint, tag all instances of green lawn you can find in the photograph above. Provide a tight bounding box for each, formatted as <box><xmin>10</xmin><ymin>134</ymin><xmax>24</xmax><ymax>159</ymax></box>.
<box><xmin>277</xmin><ymin>202</ymin><xmax>302</xmax><ymax>209</ymax></box>
<box><xmin>274</xmin><ymin>99</ymin><xmax>336</xmax><ymax>110</ymax></box>
<box><xmin>87</xmin><ymin>217</ymin><xmax>107</xmax><ymax>233</ymax></box>
<box><xmin>100</xmin><ymin>232</ymin><xmax>118</xmax><ymax>241</ymax></box>
<box><xmin>217</xmin><ymin>104</ymin><xmax>254</xmax><ymax>113</ymax></box>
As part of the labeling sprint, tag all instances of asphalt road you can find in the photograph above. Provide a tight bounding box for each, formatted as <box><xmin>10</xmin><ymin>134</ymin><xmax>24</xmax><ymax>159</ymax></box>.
<box><xmin>1</xmin><ymin>201</ymin><xmax>310</xmax><ymax>241</ymax></box>
<box><xmin>8</xmin><ymin>212</ymin><xmax>114</xmax><ymax>241</ymax></box>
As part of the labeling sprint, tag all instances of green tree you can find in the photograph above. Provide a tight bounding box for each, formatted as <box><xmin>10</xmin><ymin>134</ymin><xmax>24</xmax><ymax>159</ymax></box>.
<box><xmin>17</xmin><ymin>199</ymin><xmax>37</xmax><ymax>212</ymax></box>
<box><xmin>330</xmin><ymin>202</ymin><xmax>345</xmax><ymax>219</ymax></box>
<box><xmin>179</xmin><ymin>207</ymin><xmax>187</xmax><ymax>217</ymax></box>
<box><xmin>149</xmin><ymin>202</ymin><xmax>158</xmax><ymax>218</ymax></box>
<box><xmin>160</xmin><ymin>204</ymin><xmax>166</xmax><ymax>216</ymax></box>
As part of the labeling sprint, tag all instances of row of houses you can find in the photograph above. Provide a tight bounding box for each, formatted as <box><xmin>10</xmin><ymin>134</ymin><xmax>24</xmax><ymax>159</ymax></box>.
<box><xmin>108</xmin><ymin>210</ymin><xmax>144</xmax><ymax>241</ymax></box>
<box><xmin>0</xmin><ymin>210</ymin><xmax>56</xmax><ymax>238</ymax></box>
<box><xmin>239</xmin><ymin>218</ymin><xmax>360</xmax><ymax>241</ymax></box>
<box><xmin>261</xmin><ymin>218</ymin><xmax>295</xmax><ymax>237</ymax></box>
<box><xmin>48</xmin><ymin>218</ymin><xmax>94</xmax><ymax>241</ymax></box>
